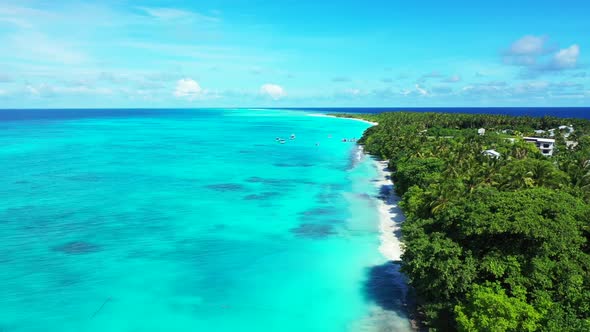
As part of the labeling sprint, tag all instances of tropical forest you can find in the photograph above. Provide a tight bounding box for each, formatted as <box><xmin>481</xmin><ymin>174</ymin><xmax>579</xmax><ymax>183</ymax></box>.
<box><xmin>338</xmin><ymin>112</ymin><xmax>590</xmax><ymax>331</ymax></box>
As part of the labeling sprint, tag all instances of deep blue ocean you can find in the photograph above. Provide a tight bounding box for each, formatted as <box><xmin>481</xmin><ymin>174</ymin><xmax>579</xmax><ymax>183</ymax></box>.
<box><xmin>289</xmin><ymin>107</ymin><xmax>590</xmax><ymax>119</ymax></box>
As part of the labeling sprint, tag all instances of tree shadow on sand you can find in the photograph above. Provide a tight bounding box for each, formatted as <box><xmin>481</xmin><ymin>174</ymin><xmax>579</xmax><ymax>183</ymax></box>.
<box><xmin>363</xmin><ymin>261</ymin><xmax>410</xmax><ymax>314</ymax></box>
<box><xmin>378</xmin><ymin>181</ymin><xmax>405</xmax><ymax>233</ymax></box>
<box><xmin>361</xmin><ymin>261</ymin><xmax>424</xmax><ymax>331</ymax></box>
<box><xmin>360</xmin><ymin>162</ymin><xmax>423</xmax><ymax>330</ymax></box>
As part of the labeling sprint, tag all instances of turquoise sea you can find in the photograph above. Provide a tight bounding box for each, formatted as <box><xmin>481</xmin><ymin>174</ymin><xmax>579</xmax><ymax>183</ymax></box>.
<box><xmin>0</xmin><ymin>109</ymin><xmax>411</xmax><ymax>331</ymax></box>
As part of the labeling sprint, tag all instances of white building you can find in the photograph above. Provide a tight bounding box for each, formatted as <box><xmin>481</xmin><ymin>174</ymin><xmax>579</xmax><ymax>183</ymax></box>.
<box><xmin>482</xmin><ymin>149</ymin><xmax>501</xmax><ymax>159</ymax></box>
<box><xmin>478</xmin><ymin>128</ymin><xmax>486</xmax><ymax>136</ymax></box>
<box><xmin>523</xmin><ymin>137</ymin><xmax>556</xmax><ymax>156</ymax></box>
<box><xmin>543</xmin><ymin>125</ymin><xmax>574</xmax><ymax>138</ymax></box>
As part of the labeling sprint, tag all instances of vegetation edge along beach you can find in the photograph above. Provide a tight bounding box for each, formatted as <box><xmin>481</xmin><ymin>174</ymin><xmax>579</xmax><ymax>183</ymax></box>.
<box><xmin>332</xmin><ymin>111</ymin><xmax>590</xmax><ymax>331</ymax></box>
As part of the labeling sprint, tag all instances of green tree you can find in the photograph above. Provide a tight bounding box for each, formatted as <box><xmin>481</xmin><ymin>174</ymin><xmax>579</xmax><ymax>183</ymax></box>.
<box><xmin>455</xmin><ymin>284</ymin><xmax>542</xmax><ymax>332</ymax></box>
<box><xmin>337</xmin><ymin>111</ymin><xmax>590</xmax><ymax>331</ymax></box>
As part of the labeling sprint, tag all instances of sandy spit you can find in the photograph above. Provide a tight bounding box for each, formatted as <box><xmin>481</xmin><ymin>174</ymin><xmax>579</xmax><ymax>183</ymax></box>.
<box><xmin>307</xmin><ymin>113</ymin><xmax>379</xmax><ymax>126</ymax></box>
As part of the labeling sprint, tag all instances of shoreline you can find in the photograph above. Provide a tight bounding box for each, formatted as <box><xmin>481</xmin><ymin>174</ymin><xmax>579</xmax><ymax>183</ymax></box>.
<box><xmin>316</xmin><ymin>112</ymin><xmax>403</xmax><ymax>262</ymax></box>
<box><xmin>307</xmin><ymin>113</ymin><xmax>379</xmax><ymax>126</ymax></box>
<box><xmin>371</xmin><ymin>158</ymin><xmax>405</xmax><ymax>262</ymax></box>
<box><xmin>369</xmin><ymin>155</ymin><xmax>423</xmax><ymax>331</ymax></box>
<box><xmin>352</xmin><ymin>147</ymin><xmax>417</xmax><ymax>332</ymax></box>
<box><xmin>320</xmin><ymin>112</ymin><xmax>414</xmax><ymax>330</ymax></box>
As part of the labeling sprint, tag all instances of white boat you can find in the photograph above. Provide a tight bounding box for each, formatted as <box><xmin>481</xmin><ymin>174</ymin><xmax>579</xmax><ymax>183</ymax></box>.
<box><xmin>290</xmin><ymin>134</ymin><xmax>296</xmax><ymax>140</ymax></box>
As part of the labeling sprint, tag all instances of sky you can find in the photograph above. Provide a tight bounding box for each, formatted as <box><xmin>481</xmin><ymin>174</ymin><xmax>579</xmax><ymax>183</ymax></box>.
<box><xmin>0</xmin><ymin>0</ymin><xmax>589</xmax><ymax>108</ymax></box>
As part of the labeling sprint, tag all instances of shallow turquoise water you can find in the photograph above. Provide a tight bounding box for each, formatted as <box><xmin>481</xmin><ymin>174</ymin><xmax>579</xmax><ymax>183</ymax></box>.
<box><xmin>0</xmin><ymin>109</ymin><xmax>411</xmax><ymax>331</ymax></box>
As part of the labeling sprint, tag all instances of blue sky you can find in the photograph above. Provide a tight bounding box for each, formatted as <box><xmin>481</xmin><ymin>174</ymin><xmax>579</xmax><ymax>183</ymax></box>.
<box><xmin>0</xmin><ymin>0</ymin><xmax>588</xmax><ymax>108</ymax></box>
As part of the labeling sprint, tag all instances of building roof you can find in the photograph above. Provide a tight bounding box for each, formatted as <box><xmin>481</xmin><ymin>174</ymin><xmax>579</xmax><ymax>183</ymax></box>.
<box><xmin>482</xmin><ymin>149</ymin><xmax>501</xmax><ymax>158</ymax></box>
<box><xmin>523</xmin><ymin>137</ymin><xmax>555</xmax><ymax>143</ymax></box>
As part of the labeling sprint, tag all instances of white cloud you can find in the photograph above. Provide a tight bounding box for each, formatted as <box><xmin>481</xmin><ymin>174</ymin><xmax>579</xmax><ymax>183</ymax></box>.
<box><xmin>503</xmin><ymin>36</ymin><xmax>581</xmax><ymax>75</ymax></box>
<box><xmin>25</xmin><ymin>83</ymin><xmax>112</xmax><ymax>97</ymax></box>
<box><xmin>459</xmin><ymin>80</ymin><xmax>588</xmax><ymax>101</ymax></box>
<box><xmin>259</xmin><ymin>84</ymin><xmax>286</xmax><ymax>100</ymax></box>
<box><xmin>549</xmin><ymin>90</ymin><xmax>585</xmax><ymax>99</ymax></box>
<box><xmin>513</xmin><ymin>81</ymin><xmax>550</xmax><ymax>95</ymax></box>
<box><xmin>550</xmin><ymin>81</ymin><xmax>584</xmax><ymax>90</ymax></box>
<box><xmin>8</xmin><ymin>31</ymin><xmax>88</xmax><ymax>64</ymax></box>
<box><xmin>400</xmin><ymin>84</ymin><xmax>429</xmax><ymax>97</ymax></box>
<box><xmin>26</xmin><ymin>85</ymin><xmax>41</xmax><ymax>96</ymax></box>
<box><xmin>138</xmin><ymin>7</ymin><xmax>219</xmax><ymax>22</ymax></box>
<box><xmin>504</xmin><ymin>55</ymin><xmax>537</xmax><ymax>66</ymax></box>
<box><xmin>551</xmin><ymin>45</ymin><xmax>579</xmax><ymax>70</ymax></box>
<box><xmin>0</xmin><ymin>5</ymin><xmax>53</xmax><ymax>28</ymax></box>
<box><xmin>503</xmin><ymin>35</ymin><xmax>552</xmax><ymax>68</ymax></box>
<box><xmin>174</xmin><ymin>78</ymin><xmax>203</xmax><ymax>100</ymax></box>
<box><xmin>345</xmin><ymin>88</ymin><xmax>361</xmax><ymax>96</ymax></box>
<box><xmin>508</xmin><ymin>35</ymin><xmax>547</xmax><ymax>55</ymax></box>
<box><xmin>443</xmin><ymin>75</ymin><xmax>461</xmax><ymax>83</ymax></box>
<box><xmin>65</xmin><ymin>86</ymin><xmax>112</xmax><ymax>94</ymax></box>
<box><xmin>415</xmin><ymin>84</ymin><xmax>428</xmax><ymax>96</ymax></box>
<box><xmin>417</xmin><ymin>71</ymin><xmax>442</xmax><ymax>83</ymax></box>
<box><xmin>461</xmin><ymin>82</ymin><xmax>509</xmax><ymax>98</ymax></box>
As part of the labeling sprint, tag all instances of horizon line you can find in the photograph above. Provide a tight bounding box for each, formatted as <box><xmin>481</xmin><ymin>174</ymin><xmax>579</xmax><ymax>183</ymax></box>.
<box><xmin>1</xmin><ymin>106</ymin><xmax>590</xmax><ymax>111</ymax></box>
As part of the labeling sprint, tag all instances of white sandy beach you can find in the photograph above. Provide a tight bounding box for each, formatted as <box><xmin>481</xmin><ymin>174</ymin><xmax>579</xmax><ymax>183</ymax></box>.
<box><xmin>372</xmin><ymin>159</ymin><xmax>405</xmax><ymax>262</ymax></box>
<box><xmin>307</xmin><ymin>113</ymin><xmax>379</xmax><ymax>126</ymax></box>
<box><xmin>319</xmin><ymin>112</ymin><xmax>404</xmax><ymax>262</ymax></box>
<box><xmin>349</xmin><ymin>153</ymin><xmax>413</xmax><ymax>332</ymax></box>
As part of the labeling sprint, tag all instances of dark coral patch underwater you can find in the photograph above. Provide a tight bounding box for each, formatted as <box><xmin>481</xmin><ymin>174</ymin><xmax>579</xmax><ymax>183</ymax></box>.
<box><xmin>290</xmin><ymin>223</ymin><xmax>336</xmax><ymax>239</ymax></box>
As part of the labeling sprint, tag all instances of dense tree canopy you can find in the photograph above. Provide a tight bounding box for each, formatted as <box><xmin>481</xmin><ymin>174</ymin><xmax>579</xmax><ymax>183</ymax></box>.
<box><xmin>336</xmin><ymin>112</ymin><xmax>590</xmax><ymax>331</ymax></box>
